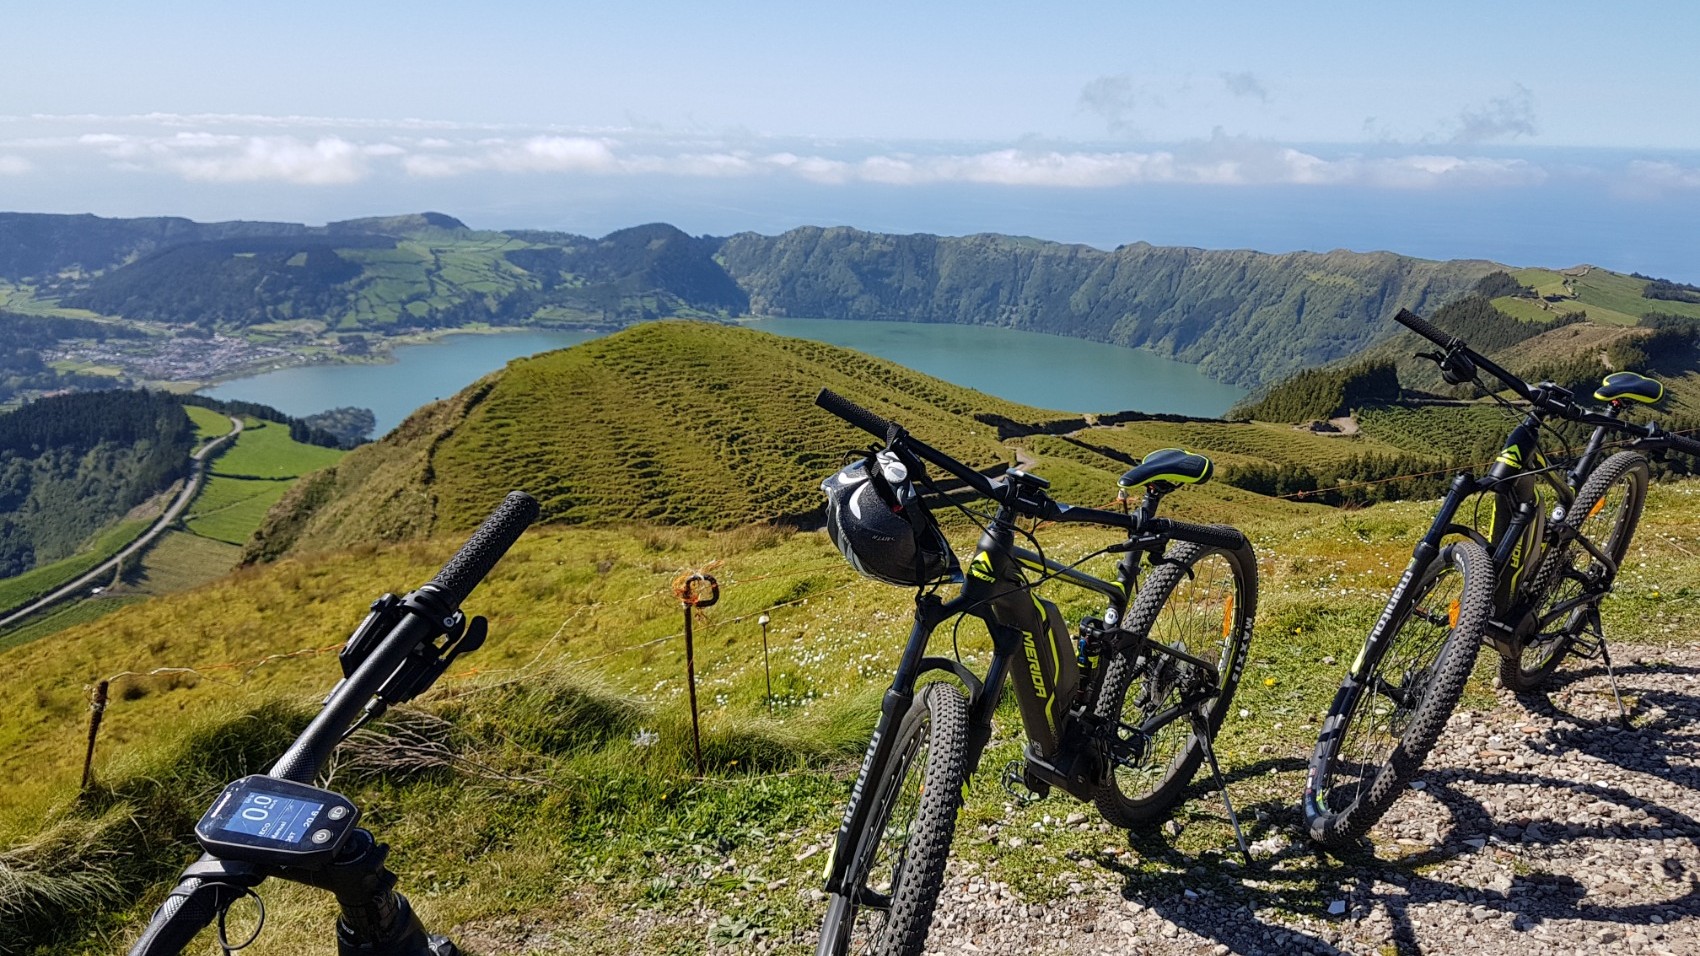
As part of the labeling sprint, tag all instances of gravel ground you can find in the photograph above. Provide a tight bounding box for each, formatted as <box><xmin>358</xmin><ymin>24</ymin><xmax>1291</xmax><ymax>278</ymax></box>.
<box><xmin>904</xmin><ymin>642</ymin><xmax>1700</xmax><ymax>956</ymax></box>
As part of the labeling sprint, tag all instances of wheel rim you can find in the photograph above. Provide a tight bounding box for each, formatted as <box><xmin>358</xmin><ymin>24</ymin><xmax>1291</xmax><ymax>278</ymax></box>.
<box><xmin>1320</xmin><ymin>557</ymin><xmax>1465</xmax><ymax>813</ymax></box>
<box><xmin>843</xmin><ymin>708</ymin><xmax>931</xmax><ymax>951</ymax></box>
<box><xmin>1111</xmin><ymin>550</ymin><xmax>1242</xmax><ymax>800</ymax></box>
<box><xmin>1522</xmin><ymin>469</ymin><xmax>1638</xmax><ymax>675</ymax></box>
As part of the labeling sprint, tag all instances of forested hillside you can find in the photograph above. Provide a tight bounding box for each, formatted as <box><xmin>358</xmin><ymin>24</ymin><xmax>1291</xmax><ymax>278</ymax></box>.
<box><xmin>716</xmin><ymin>227</ymin><xmax>1497</xmax><ymax>387</ymax></box>
<box><xmin>0</xmin><ymin>391</ymin><xmax>192</xmax><ymax>576</ymax></box>
<box><xmin>14</xmin><ymin>212</ymin><xmax>1700</xmax><ymax>396</ymax></box>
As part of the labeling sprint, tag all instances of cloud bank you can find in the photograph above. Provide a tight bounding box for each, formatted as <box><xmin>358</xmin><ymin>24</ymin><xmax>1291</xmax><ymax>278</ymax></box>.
<box><xmin>1</xmin><ymin>113</ymin><xmax>1694</xmax><ymax>196</ymax></box>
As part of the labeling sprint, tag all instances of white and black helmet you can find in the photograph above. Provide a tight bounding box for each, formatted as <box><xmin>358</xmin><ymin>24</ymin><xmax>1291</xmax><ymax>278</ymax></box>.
<box><xmin>822</xmin><ymin>449</ymin><xmax>957</xmax><ymax>587</ymax></box>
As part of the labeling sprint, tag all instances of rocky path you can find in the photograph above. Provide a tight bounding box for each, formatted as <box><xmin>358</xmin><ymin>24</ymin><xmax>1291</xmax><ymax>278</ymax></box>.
<box><xmin>916</xmin><ymin>643</ymin><xmax>1700</xmax><ymax>956</ymax></box>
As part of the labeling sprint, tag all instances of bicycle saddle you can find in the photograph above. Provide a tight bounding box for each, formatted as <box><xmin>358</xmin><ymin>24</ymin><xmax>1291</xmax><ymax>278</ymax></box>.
<box><xmin>1118</xmin><ymin>448</ymin><xmax>1213</xmax><ymax>490</ymax></box>
<box><xmin>1594</xmin><ymin>370</ymin><xmax>1663</xmax><ymax>405</ymax></box>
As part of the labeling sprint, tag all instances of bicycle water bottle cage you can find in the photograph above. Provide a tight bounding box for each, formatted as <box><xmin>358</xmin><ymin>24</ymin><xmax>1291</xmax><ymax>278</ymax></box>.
<box><xmin>1595</xmin><ymin>370</ymin><xmax>1664</xmax><ymax>405</ymax></box>
<box><xmin>1118</xmin><ymin>448</ymin><xmax>1212</xmax><ymax>492</ymax></box>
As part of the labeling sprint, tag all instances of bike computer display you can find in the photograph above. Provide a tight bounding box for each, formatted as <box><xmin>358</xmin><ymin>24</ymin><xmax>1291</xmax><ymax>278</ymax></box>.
<box><xmin>195</xmin><ymin>775</ymin><xmax>359</xmax><ymax>869</ymax></box>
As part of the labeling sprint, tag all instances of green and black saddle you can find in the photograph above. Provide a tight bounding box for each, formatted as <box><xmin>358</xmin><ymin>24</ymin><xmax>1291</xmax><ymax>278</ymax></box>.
<box><xmin>1595</xmin><ymin>370</ymin><xmax>1663</xmax><ymax>405</ymax></box>
<box><xmin>1118</xmin><ymin>447</ymin><xmax>1213</xmax><ymax>492</ymax></box>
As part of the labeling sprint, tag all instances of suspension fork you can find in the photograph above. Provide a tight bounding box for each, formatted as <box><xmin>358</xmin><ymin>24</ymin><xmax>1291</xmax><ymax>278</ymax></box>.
<box><xmin>1348</xmin><ymin>473</ymin><xmax>1477</xmax><ymax>681</ymax></box>
<box><xmin>821</xmin><ymin>592</ymin><xmax>971</xmax><ymax>896</ymax></box>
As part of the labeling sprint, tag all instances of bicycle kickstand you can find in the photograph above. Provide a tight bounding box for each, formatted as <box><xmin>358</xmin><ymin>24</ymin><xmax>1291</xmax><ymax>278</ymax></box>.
<box><xmin>1572</xmin><ymin>608</ymin><xmax>1630</xmax><ymax>728</ymax></box>
<box><xmin>1592</xmin><ymin>613</ymin><xmax>1630</xmax><ymax>729</ymax></box>
<box><xmin>1190</xmin><ymin>712</ymin><xmax>1251</xmax><ymax>864</ymax></box>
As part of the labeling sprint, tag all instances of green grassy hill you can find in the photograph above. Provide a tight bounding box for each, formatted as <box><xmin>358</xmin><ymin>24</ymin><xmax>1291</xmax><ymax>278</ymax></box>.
<box><xmin>241</xmin><ymin>321</ymin><xmax>1071</xmax><ymax>560</ymax></box>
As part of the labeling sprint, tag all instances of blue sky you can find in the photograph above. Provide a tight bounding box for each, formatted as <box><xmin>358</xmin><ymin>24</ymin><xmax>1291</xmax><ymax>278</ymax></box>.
<box><xmin>2</xmin><ymin>1</ymin><xmax>1697</xmax><ymax>275</ymax></box>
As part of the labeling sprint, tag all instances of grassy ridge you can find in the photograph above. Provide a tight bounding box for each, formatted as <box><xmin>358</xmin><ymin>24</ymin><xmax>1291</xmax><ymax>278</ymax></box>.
<box><xmin>245</xmin><ymin>322</ymin><xmax>1062</xmax><ymax>559</ymax></box>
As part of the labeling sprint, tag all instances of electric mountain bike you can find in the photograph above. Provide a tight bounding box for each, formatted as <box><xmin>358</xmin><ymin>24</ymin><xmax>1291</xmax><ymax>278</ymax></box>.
<box><xmin>127</xmin><ymin>491</ymin><xmax>540</xmax><ymax>956</ymax></box>
<box><xmin>1303</xmin><ymin>308</ymin><xmax>1700</xmax><ymax>849</ymax></box>
<box><xmin>812</xmin><ymin>388</ymin><xmax>1258</xmax><ymax>956</ymax></box>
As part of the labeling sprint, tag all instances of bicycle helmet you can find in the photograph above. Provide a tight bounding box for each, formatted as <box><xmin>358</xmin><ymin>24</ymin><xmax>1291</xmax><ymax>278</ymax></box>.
<box><xmin>822</xmin><ymin>449</ymin><xmax>957</xmax><ymax>587</ymax></box>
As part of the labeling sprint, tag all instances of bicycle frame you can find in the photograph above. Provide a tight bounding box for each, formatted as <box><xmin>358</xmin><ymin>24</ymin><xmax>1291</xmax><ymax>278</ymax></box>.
<box><xmin>1347</xmin><ymin>405</ymin><xmax>1634</xmax><ymax>680</ymax></box>
<box><xmin>822</xmin><ymin>483</ymin><xmax>1201</xmax><ymax>896</ymax></box>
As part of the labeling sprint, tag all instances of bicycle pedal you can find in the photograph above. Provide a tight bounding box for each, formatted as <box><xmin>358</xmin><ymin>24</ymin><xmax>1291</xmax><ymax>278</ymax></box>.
<box><xmin>1000</xmin><ymin>760</ymin><xmax>1049</xmax><ymax>803</ymax></box>
<box><xmin>1569</xmin><ymin>631</ymin><xmax>1606</xmax><ymax>661</ymax></box>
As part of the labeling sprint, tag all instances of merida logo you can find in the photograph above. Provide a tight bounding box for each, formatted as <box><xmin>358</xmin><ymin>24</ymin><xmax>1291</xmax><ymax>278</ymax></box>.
<box><xmin>1023</xmin><ymin>635</ymin><xmax>1049</xmax><ymax>698</ymax></box>
<box><xmin>969</xmin><ymin>551</ymin><xmax>995</xmax><ymax>582</ymax></box>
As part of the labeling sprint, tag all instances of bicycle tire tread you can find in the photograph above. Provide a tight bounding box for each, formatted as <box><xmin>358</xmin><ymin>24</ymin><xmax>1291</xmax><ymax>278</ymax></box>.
<box><xmin>1092</xmin><ymin>537</ymin><xmax>1257</xmax><ymax>828</ymax></box>
<box><xmin>1306</xmin><ymin>541</ymin><xmax>1493</xmax><ymax>849</ymax></box>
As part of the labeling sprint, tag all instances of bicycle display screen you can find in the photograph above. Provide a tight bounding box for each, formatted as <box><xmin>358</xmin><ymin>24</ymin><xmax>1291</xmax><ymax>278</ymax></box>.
<box><xmin>220</xmin><ymin>790</ymin><xmax>324</xmax><ymax>844</ymax></box>
<box><xmin>196</xmin><ymin>775</ymin><xmax>359</xmax><ymax>869</ymax></box>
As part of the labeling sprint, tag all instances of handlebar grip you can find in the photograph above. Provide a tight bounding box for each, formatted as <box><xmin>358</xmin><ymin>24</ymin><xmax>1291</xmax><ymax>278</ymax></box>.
<box><xmin>427</xmin><ymin>491</ymin><xmax>540</xmax><ymax>608</ymax></box>
<box><xmin>816</xmin><ymin>388</ymin><xmax>892</xmax><ymax>440</ymax></box>
<box><xmin>1393</xmin><ymin>308</ymin><xmax>1459</xmax><ymax>350</ymax></box>
<box><xmin>1160</xmin><ymin>520</ymin><xmax>1249</xmax><ymax>553</ymax></box>
<box><xmin>127</xmin><ymin>877</ymin><xmax>224</xmax><ymax>956</ymax></box>
<box><xmin>1666</xmin><ymin>432</ymin><xmax>1700</xmax><ymax>458</ymax></box>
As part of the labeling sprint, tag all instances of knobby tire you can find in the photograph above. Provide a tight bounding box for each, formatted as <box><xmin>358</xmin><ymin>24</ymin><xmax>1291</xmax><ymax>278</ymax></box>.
<box><xmin>1092</xmin><ymin>537</ymin><xmax>1257</xmax><ymax>828</ymax></box>
<box><xmin>817</xmin><ymin>683</ymin><xmax>969</xmax><ymax>956</ymax></box>
<box><xmin>1305</xmin><ymin>541</ymin><xmax>1493</xmax><ymax>849</ymax></box>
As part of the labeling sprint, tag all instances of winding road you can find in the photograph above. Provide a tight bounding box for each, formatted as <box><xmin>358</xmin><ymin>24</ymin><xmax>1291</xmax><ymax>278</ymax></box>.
<box><xmin>0</xmin><ymin>415</ymin><xmax>243</xmax><ymax>633</ymax></box>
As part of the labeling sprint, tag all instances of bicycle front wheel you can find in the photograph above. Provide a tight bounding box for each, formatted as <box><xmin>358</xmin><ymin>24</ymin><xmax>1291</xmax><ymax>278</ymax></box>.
<box><xmin>1501</xmin><ymin>451</ymin><xmax>1649</xmax><ymax>692</ymax></box>
<box><xmin>817</xmin><ymin>683</ymin><xmax>968</xmax><ymax>956</ymax></box>
<box><xmin>1304</xmin><ymin>541</ymin><xmax>1493</xmax><ymax>849</ymax></box>
<box><xmin>1092</xmin><ymin>537</ymin><xmax>1257</xmax><ymax>828</ymax></box>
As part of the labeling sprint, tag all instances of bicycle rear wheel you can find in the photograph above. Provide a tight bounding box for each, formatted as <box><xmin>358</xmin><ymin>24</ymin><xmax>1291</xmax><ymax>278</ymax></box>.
<box><xmin>1092</xmin><ymin>537</ymin><xmax>1257</xmax><ymax>828</ymax></box>
<box><xmin>1501</xmin><ymin>451</ymin><xmax>1648</xmax><ymax>692</ymax></box>
<box><xmin>817</xmin><ymin>683</ymin><xmax>968</xmax><ymax>956</ymax></box>
<box><xmin>1304</xmin><ymin>541</ymin><xmax>1492</xmax><ymax>849</ymax></box>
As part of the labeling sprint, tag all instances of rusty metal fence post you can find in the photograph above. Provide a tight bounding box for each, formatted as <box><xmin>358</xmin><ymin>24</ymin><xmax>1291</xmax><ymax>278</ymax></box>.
<box><xmin>673</xmin><ymin>573</ymin><xmax>719</xmax><ymax>776</ymax></box>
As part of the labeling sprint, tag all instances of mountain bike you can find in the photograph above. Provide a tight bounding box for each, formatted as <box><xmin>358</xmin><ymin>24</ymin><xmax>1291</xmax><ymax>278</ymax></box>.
<box><xmin>812</xmin><ymin>388</ymin><xmax>1258</xmax><ymax>956</ymax></box>
<box><xmin>127</xmin><ymin>491</ymin><xmax>540</xmax><ymax>956</ymax></box>
<box><xmin>1302</xmin><ymin>308</ymin><xmax>1700</xmax><ymax>849</ymax></box>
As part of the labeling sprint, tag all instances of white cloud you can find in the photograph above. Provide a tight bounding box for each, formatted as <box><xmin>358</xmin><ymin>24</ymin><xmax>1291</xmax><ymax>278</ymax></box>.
<box><xmin>0</xmin><ymin>111</ymin><xmax>1618</xmax><ymax>194</ymax></box>
<box><xmin>169</xmin><ymin>136</ymin><xmax>370</xmax><ymax>184</ymax></box>
<box><xmin>1625</xmin><ymin>160</ymin><xmax>1700</xmax><ymax>191</ymax></box>
<box><xmin>0</xmin><ymin>155</ymin><xmax>31</xmax><ymax>174</ymax></box>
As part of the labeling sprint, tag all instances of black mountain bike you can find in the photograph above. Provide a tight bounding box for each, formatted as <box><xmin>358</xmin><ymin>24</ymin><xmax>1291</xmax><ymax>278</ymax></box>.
<box><xmin>127</xmin><ymin>491</ymin><xmax>540</xmax><ymax>956</ymax></box>
<box><xmin>812</xmin><ymin>389</ymin><xmax>1258</xmax><ymax>956</ymax></box>
<box><xmin>1303</xmin><ymin>309</ymin><xmax>1700</xmax><ymax>849</ymax></box>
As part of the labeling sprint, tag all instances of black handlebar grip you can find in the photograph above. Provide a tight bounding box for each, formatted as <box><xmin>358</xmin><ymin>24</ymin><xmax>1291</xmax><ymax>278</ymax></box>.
<box><xmin>1393</xmin><ymin>308</ymin><xmax>1459</xmax><ymax>350</ymax></box>
<box><xmin>1162</xmin><ymin>520</ymin><xmax>1249</xmax><ymax>553</ymax></box>
<box><xmin>427</xmin><ymin>491</ymin><xmax>540</xmax><ymax>609</ymax></box>
<box><xmin>127</xmin><ymin>878</ymin><xmax>222</xmax><ymax>955</ymax></box>
<box><xmin>1667</xmin><ymin>432</ymin><xmax>1700</xmax><ymax>458</ymax></box>
<box><xmin>815</xmin><ymin>388</ymin><xmax>892</xmax><ymax>440</ymax></box>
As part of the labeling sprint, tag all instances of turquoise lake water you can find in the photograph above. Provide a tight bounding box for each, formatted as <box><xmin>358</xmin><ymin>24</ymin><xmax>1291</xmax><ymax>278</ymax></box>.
<box><xmin>203</xmin><ymin>321</ymin><xmax>1245</xmax><ymax>437</ymax></box>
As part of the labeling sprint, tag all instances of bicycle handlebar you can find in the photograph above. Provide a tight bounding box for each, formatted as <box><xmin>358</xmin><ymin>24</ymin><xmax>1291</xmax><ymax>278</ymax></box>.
<box><xmin>1392</xmin><ymin>307</ymin><xmax>1459</xmax><ymax>352</ymax></box>
<box><xmin>815</xmin><ymin>389</ymin><xmax>1002</xmax><ymax>500</ymax></box>
<box><xmin>129</xmin><ymin>492</ymin><xmax>539</xmax><ymax>955</ymax></box>
<box><xmin>1663</xmin><ymin>430</ymin><xmax>1700</xmax><ymax>458</ymax></box>
<box><xmin>814</xmin><ymin>389</ymin><xmax>1250</xmax><ymax>554</ymax></box>
<box><xmin>1394</xmin><ymin>308</ymin><xmax>1539</xmax><ymax>405</ymax></box>
<box><xmin>127</xmin><ymin>871</ymin><xmax>246</xmax><ymax>956</ymax></box>
<box><xmin>1395</xmin><ymin>308</ymin><xmax>1700</xmax><ymax>461</ymax></box>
